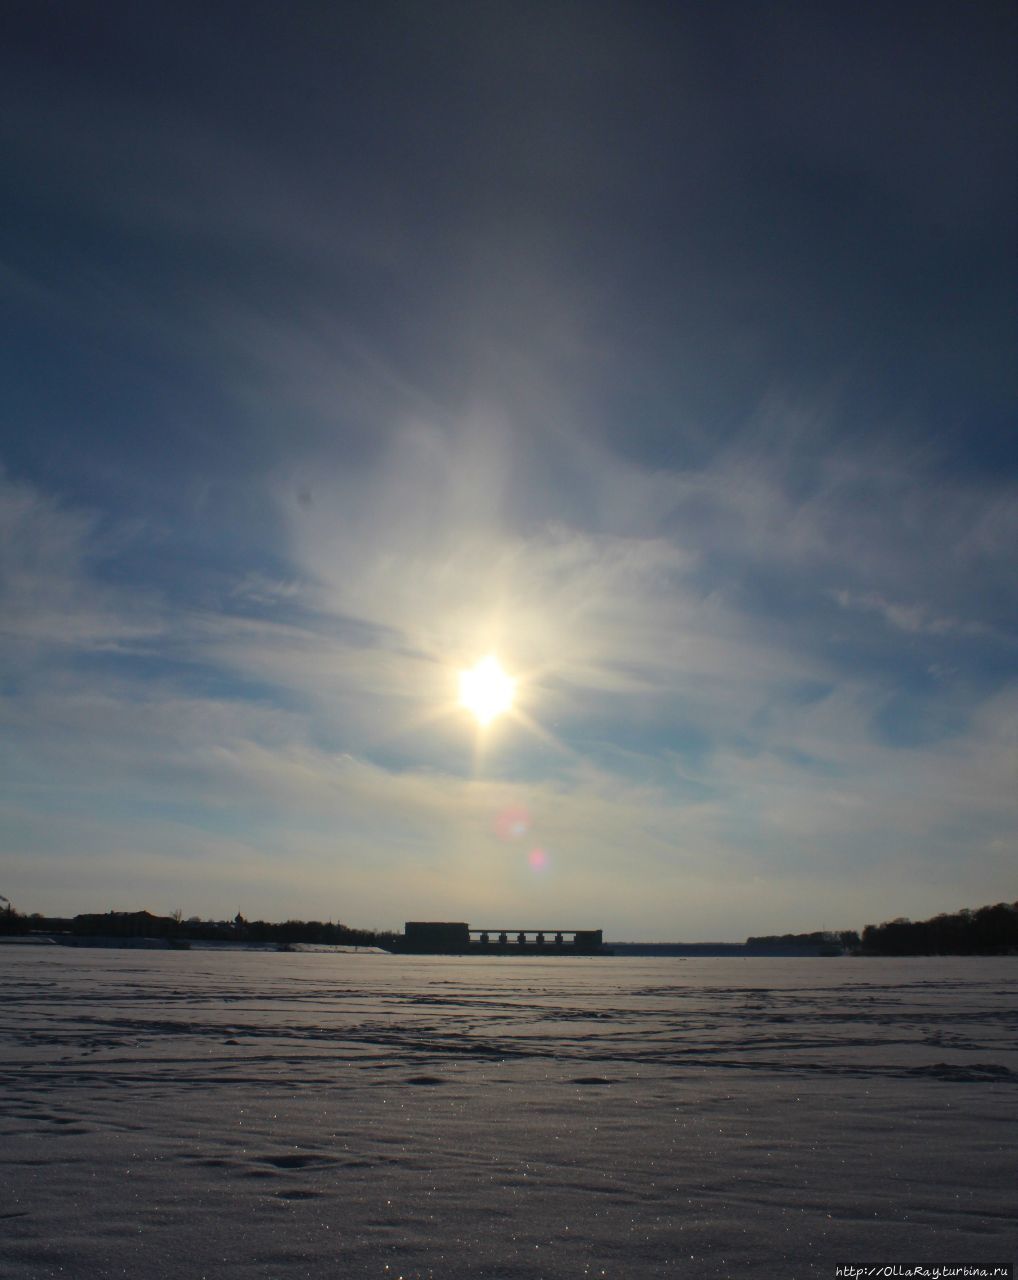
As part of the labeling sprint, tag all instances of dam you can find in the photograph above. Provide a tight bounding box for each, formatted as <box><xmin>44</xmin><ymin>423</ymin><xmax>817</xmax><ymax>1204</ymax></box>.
<box><xmin>382</xmin><ymin>921</ymin><xmax>610</xmax><ymax>955</ymax></box>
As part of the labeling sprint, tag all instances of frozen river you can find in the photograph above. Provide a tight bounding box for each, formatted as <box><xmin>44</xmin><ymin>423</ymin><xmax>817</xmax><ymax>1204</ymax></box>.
<box><xmin>2</xmin><ymin>946</ymin><xmax>1015</xmax><ymax>1278</ymax></box>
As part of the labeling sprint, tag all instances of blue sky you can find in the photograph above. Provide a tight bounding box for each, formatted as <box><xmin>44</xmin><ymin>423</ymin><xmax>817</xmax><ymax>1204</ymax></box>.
<box><xmin>1</xmin><ymin>2</ymin><xmax>1015</xmax><ymax>938</ymax></box>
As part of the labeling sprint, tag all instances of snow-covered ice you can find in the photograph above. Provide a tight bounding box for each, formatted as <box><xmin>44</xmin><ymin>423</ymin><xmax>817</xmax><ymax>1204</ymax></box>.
<box><xmin>1</xmin><ymin>947</ymin><xmax>1015</xmax><ymax>1278</ymax></box>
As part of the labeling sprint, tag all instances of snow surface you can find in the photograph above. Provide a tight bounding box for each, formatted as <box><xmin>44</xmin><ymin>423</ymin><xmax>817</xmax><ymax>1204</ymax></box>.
<box><xmin>1</xmin><ymin>948</ymin><xmax>1015</xmax><ymax>1278</ymax></box>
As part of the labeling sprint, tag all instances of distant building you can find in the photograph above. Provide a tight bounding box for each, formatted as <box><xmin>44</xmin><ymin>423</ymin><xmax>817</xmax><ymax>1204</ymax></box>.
<box><xmin>72</xmin><ymin>910</ymin><xmax>177</xmax><ymax>939</ymax></box>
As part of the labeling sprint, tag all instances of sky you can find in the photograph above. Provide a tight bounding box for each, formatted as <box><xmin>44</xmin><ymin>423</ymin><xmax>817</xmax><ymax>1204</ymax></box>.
<box><xmin>1</xmin><ymin>1</ymin><xmax>1015</xmax><ymax>940</ymax></box>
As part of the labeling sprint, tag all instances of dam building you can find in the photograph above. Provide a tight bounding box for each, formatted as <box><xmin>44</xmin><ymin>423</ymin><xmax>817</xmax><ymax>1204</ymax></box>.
<box><xmin>385</xmin><ymin>922</ymin><xmax>608</xmax><ymax>955</ymax></box>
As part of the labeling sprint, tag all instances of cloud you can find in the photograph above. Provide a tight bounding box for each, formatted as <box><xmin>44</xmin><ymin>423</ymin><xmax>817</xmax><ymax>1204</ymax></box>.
<box><xmin>0</xmin><ymin>469</ymin><xmax>161</xmax><ymax>659</ymax></box>
<box><xmin>229</xmin><ymin>572</ymin><xmax>303</xmax><ymax>607</ymax></box>
<box><xmin>830</xmin><ymin>590</ymin><xmax>991</xmax><ymax>638</ymax></box>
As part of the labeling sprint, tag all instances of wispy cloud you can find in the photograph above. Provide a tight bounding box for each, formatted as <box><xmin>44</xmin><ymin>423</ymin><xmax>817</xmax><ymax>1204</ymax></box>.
<box><xmin>830</xmin><ymin>589</ymin><xmax>992</xmax><ymax>638</ymax></box>
<box><xmin>0</xmin><ymin>470</ymin><xmax>161</xmax><ymax>657</ymax></box>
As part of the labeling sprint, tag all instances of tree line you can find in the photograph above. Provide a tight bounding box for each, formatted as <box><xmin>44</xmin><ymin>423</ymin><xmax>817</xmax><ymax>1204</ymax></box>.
<box><xmin>859</xmin><ymin>901</ymin><xmax>1017</xmax><ymax>955</ymax></box>
<box><xmin>0</xmin><ymin>905</ymin><xmax>396</xmax><ymax>948</ymax></box>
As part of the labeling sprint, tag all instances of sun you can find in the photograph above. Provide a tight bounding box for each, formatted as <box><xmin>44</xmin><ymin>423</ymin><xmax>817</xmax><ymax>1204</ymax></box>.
<box><xmin>458</xmin><ymin>654</ymin><xmax>516</xmax><ymax>727</ymax></box>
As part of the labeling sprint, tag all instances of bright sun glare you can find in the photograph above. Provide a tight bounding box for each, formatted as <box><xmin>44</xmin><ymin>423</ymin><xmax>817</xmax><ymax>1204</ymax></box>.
<box><xmin>458</xmin><ymin>655</ymin><xmax>516</xmax><ymax>727</ymax></box>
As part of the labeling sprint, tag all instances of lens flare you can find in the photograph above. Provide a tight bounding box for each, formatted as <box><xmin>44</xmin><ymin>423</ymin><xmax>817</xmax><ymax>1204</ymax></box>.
<box><xmin>494</xmin><ymin>804</ymin><xmax>530</xmax><ymax>841</ymax></box>
<box><xmin>528</xmin><ymin>847</ymin><xmax>548</xmax><ymax>871</ymax></box>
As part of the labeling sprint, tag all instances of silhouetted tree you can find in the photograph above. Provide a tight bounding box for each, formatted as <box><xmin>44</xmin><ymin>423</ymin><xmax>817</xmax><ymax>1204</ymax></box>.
<box><xmin>862</xmin><ymin>902</ymin><xmax>1018</xmax><ymax>955</ymax></box>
